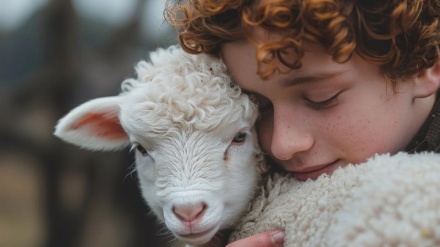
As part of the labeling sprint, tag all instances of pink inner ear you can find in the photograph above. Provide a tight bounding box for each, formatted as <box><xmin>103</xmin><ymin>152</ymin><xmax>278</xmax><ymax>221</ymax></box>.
<box><xmin>71</xmin><ymin>113</ymin><xmax>127</xmax><ymax>140</ymax></box>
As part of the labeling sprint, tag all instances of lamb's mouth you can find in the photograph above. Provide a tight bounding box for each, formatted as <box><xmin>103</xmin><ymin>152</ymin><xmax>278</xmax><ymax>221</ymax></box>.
<box><xmin>177</xmin><ymin>227</ymin><xmax>215</xmax><ymax>240</ymax></box>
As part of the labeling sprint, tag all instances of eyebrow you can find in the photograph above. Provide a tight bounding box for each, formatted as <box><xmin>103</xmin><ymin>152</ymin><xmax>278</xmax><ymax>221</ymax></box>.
<box><xmin>280</xmin><ymin>70</ymin><xmax>347</xmax><ymax>87</ymax></box>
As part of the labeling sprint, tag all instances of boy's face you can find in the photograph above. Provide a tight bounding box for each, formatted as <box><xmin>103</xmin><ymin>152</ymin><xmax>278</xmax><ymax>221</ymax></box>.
<box><xmin>221</xmin><ymin>40</ymin><xmax>433</xmax><ymax>181</ymax></box>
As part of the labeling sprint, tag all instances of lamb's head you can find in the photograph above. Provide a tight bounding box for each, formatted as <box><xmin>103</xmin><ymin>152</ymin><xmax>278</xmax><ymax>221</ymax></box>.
<box><xmin>54</xmin><ymin>46</ymin><xmax>263</xmax><ymax>246</ymax></box>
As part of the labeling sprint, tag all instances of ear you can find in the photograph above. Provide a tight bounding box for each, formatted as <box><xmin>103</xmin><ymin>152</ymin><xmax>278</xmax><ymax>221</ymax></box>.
<box><xmin>54</xmin><ymin>96</ymin><xmax>130</xmax><ymax>151</ymax></box>
<box><xmin>413</xmin><ymin>60</ymin><xmax>440</xmax><ymax>98</ymax></box>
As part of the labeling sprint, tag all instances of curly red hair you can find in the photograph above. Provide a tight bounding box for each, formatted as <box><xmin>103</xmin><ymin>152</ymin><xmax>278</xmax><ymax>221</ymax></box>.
<box><xmin>165</xmin><ymin>0</ymin><xmax>440</xmax><ymax>85</ymax></box>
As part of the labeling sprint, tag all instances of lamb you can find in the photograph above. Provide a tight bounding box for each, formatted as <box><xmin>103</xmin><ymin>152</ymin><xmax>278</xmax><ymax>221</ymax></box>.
<box><xmin>54</xmin><ymin>45</ymin><xmax>265</xmax><ymax>246</ymax></box>
<box><xmin>228</xmin><ymin>151</ymin><xmax>440</xmax><ymax>246</ymax></box>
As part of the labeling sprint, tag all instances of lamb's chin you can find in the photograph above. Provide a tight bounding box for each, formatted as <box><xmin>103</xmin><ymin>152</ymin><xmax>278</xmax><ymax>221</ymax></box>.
<box><xmin>174</xmin><ymin>225</ymin><xmax>219</xmax><ymax>245</ymax></box>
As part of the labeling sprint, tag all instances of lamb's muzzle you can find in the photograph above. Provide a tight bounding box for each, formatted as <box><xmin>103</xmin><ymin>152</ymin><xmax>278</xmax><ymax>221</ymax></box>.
<box><xmin>173</xmin><ymin>203</ymin><xmax>206</xmax><ymax>223</ymax></box>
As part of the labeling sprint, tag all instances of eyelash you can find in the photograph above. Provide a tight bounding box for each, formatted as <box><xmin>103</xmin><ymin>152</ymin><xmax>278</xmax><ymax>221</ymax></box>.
<box><xmin>130</xmin><ymin>142</ymin><xmax>149</xmax><ymax>156</ymax></box>
<box><xmin>306</xmin><ymin>92</ymin><xmax>341</xmax><ymax>110</ymax></box>
<box><xmin>255</xmin><ymin>91</ymin><xmax>341</xmax><ymax>113</ymax></box>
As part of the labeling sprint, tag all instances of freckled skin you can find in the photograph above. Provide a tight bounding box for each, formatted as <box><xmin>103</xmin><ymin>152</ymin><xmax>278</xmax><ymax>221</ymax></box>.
<box><xmin>221</xmin><ymin>40</ymin><xmax>435</xmax><ymax>178</ymax></box>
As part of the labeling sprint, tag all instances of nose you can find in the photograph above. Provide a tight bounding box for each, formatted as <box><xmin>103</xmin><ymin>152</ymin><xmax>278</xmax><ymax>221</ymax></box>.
<box><xmin>270</xmin><ymin>108</ymin><xmax>314</xmax><ymax>160</ymax></box>
<box><xmin>173</xmin><ymin>203</ymin><xmax>206</xmax><ymax>223</ymax></box>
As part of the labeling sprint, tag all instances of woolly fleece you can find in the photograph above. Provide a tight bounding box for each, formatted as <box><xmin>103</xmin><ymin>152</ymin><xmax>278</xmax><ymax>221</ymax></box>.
<box><xmin>229</xmin><ymin>152</ymin><xmax>440</xmax><ymax>247</ymax></box>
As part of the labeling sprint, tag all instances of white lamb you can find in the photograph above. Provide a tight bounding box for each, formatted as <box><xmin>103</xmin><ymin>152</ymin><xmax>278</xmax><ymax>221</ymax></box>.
<box><xmin>54</xmin><ymin>46</ymin><xmax>265</xmax><ymax>246</ymax></box>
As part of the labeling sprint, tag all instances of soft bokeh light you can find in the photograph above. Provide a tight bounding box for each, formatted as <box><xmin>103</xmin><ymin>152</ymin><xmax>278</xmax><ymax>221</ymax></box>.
<box><xmin>72</xmin><ymin>0</ymin><xmax>138</xmax><ymax>27</ymax></box>
<box><xmin>0</xmin><ymin>0</ymin><xmax>49</xmax><ymax>31</ymax></box>
<box><xmin>0</xmin><ymin>0</ymin><xmax>172</xmax><ymax>37</ymax></box>
<box><xmin>0</xmin><ymin>1</ymin><xmax>177</xmax><ymax>246</ymax></box>
<box><xmin>142</xmin><ymin>0</ymin><xmax>173</xmax><ymax>38</ymax></box>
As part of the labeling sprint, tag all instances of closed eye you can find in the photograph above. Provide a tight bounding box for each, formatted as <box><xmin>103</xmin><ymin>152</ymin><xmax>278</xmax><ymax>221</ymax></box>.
<box><xmin>306</xmin><ymin>91</ymin><xmax>341</xmax><ymax>110</ymax></box>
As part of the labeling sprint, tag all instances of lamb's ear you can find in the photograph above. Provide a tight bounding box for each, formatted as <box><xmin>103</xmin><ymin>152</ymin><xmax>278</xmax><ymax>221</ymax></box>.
<box><xmin>54</xmin><ymin>96</ymin><xmax>130</xmax><ymax>151</ymax></box>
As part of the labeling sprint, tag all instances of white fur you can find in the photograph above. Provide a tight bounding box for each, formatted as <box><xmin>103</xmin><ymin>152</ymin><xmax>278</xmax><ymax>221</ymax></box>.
<box><xmin>54</xmin><ymin>46</ymin><xmax>264</xmax><ymax>246</ymax></box>
<box><xmin>229</xmin><ymin>152</ymin><xmax>440</xmax><ymax>247</ymax></box>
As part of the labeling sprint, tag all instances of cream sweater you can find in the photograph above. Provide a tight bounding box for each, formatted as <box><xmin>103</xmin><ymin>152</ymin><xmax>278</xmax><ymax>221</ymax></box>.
<box><xmin>228</xmin><ymin>152</ymin><xmax>440</xmax><ymax>247</ymax></box>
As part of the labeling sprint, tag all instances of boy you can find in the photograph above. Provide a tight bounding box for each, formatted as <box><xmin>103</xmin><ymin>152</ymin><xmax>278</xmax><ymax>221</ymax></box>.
<box><xmin>165</xmin><ymin>0</ymin><xmax>440</xmax><ymax>246</ymax></box>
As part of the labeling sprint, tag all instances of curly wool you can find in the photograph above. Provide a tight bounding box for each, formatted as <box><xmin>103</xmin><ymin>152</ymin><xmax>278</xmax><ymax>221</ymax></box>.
<box><xmin>229</xmin><ymin>152</ymin><xmax>440</xmax><ymax>247</ymax></box>
<box><xmin>120</xmin><ymin>45</ymin><xmax>255</xmax><ymax>136</ymax></box>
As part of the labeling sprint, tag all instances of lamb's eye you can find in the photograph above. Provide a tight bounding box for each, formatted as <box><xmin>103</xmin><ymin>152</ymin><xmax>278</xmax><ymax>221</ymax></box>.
<box><xmin>135</xmin><ymin>144</ymin><xmax>149</xmax><ymax>156</ymax></box>
<box><xmin>232</xmin><ymin>132</ymin><xmax>247</xmax><ymax>144</ymax></box>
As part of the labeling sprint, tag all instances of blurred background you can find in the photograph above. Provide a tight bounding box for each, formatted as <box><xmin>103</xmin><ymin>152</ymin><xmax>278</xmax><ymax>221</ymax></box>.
<box><xmin>0</xmin><ymin>0</ymin><xmax>180</xmax><ymax>246</ymax></box>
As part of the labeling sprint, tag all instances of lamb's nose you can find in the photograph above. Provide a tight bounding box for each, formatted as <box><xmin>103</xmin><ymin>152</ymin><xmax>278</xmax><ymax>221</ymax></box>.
<box><xmin>173</xmin><ymin>203</ymin><xmax>206</xmax><ymax>223</ymax></box>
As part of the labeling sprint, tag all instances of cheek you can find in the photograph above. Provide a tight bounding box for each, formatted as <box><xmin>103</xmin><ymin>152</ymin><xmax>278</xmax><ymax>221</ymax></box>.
<box><xmin>328</xmin><ymin>109</ymin><xmax>403</xmax><ymax>162</ymax></box>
